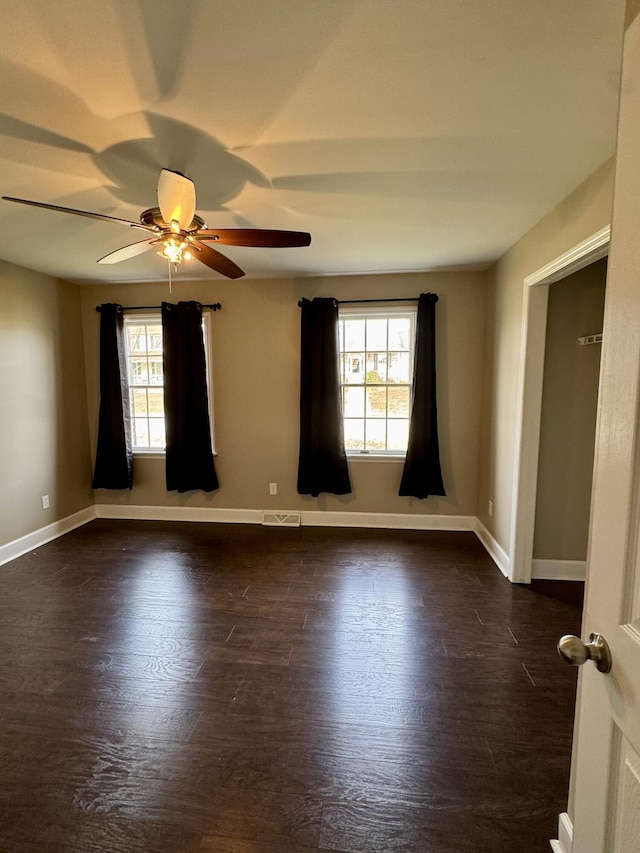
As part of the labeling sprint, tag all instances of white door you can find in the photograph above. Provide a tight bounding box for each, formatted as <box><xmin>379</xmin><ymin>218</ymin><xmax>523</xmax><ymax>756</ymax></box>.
<box><xmin>566</xmin><ymin>9</ymin><xmax>640</xmax><ymax>852</ymax></box>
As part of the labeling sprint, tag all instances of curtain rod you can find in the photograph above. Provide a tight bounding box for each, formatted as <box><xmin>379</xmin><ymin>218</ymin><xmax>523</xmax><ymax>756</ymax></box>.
<box><xmin>297</xmin><ymin>297</ymin><xmax>418</xmax><ymax>307</ymax></box>
<box><xmin>96</xmin><ymin>303</ymin><xmax>221</xmax><ymax>313</ymax></box>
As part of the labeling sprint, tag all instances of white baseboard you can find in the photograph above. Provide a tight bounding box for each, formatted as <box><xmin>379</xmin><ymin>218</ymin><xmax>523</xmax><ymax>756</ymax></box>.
<box><xmin>474</xmin><ymin>520</ymin><xmax>510</xmax><ymax>577</ymax></box>
<box><xmin>550</xmin><ymin>812</ymin><xmax>572</xmax><ymax>853</ymax></box>
<box><xmin>300</xmin><ymin>510</ymin><xmax>475</xmax><ymax>530</ymax></box>
<box><xmin>532</xmin><ymin>559</ymin><xmax>586</xmax><ymax>581</ymax></box>
<box><xmin>0</xmin><ymin>505</ymin><xmax>97</xmax><ymax>568</ymax></box>
<box><xmin>95</xmin><ymin>504</ymin><xmax>263</xmax><ymax>525</ymax></box>
<box><xmin>0</xmin><ymin>503</ymin><xmax>494</xmax><ymax>570</ymax></box>
<box><xmin>96</xmin><ymin>504</ymin><xmax>475</xmax><ymax>532</ymax></box>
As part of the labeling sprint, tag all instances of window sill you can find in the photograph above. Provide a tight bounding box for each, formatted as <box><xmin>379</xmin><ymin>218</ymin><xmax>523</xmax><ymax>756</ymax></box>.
<box><xmin>132</xmin><ymin>450</ymin><xmax>218</xmax><ymax>458</ymax></box>
<box><xmin>347</xmin><ymin>453</ymin><xmax>406</xmax><ymax>463</ymax></box>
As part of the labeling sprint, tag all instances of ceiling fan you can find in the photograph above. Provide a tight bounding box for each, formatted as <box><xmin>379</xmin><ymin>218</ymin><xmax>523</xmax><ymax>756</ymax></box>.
<box><xmin>2</xmin><ymin>169</ymin><xmax>311</xmax><ymax>279</ymax></box>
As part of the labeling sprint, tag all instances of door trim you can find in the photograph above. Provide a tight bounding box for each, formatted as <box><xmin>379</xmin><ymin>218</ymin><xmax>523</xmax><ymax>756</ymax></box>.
<box><xmin>508</xmin><ymin>226</ymin><xmax>610</xmax><ymax>583</ymax></box>
<box><xmin>550</xmin><ymin>811</ymin><xmax>573</xmax><ymax>853</ymax></box>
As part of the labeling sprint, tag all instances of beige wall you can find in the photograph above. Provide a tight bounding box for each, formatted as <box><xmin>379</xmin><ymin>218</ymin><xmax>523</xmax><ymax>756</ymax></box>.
<box><xmin>477</xmin><ymin>158</ymin><xmax>615</xmax><ymax>553</ymax></box>
<box><xmin>0</xmin><ymin>163</ymin><xmax>616</xmax><ymax>550</ymax></box>
<box><xmin>81</xmin><ymin>270</ymin><xmax>487</xmax><ymax>519</ymax></box>
<box><xmin>533</xmin><ymin>259</ymin><xmax>606</xmax><ymax>561</ymax></box>
<box><xmin>0</xmin><ymin>259</ymin><xmax>92</xmax><ymax>548</ymax></box>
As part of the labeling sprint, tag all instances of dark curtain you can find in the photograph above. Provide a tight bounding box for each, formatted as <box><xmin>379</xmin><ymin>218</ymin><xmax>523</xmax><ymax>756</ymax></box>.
<box><xmin>297</xmin><ymin>297</ymin><xmax>352</xmax><ymax>497</ymax></box>
<box><xmin>162</xmin><ymin>301</ymin><xmax>219</xmax><ymax>493</ymax></box>
<box><xmin>399</xmin><ymin>292</ymin><xmax>446</xmax><ymax>499</ymax></box>
<box><xmin>92</xmin><ymin>303</ymin><xmax>133</xmax><ymax>489</ymax></box>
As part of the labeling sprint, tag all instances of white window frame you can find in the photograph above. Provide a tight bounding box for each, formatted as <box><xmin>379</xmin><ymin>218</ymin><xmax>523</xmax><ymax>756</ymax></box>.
<box><xmin>123</xmin><ymin>310</ymin><xmax>216</xmax><ymax>456</ymax></box>
<box><xmin>338</xmin><ymin>304</ymin><xmax>416</xmax><ymax>459</ymax></box>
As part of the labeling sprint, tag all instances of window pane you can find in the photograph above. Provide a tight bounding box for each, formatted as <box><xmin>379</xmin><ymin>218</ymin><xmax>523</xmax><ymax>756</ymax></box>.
<box><xmin>148</xmin><ymin>358</ymin><xmax>164</xmax><ymax>385</ymax></box>
<box><xmin>366</xmin><ymin>318</ymin><xmax>387</xmax><ymax>351</ymax></box>
<box><xmin>147</xmin><ymin>388</ymin><xmax>164</xmax><ymax>415</ymax></box>
<box><xmin>130</xmin><ymin>358</ymin><xmax>148</xmax><ymax>385</ymax></box>
<box><xmin>149</xmin><ymin>418</ymin><xmax>166</xmax><ymax>447</ymax></box>
<box><xmin>387</xmin><ymin>419</ymin><xmax>409</xmax><ymax>451</ymax></box>
<box><xmin>366</xmin><ymin>352</ymin><xmax>387</xmax><ymax>383</ymax></box>
<box><xmin>388</xmin><ymin>352</ymin><xmax>411</xmax><ymax>384</ymax></box>
<box><xmin>147</xmin><ymin>327</ymin><xmax>162</xmax><ymax>353</ymax></box>
<box><xmin>388</xmin><ymin>318</ymin><xmax>411</xmax><ymax>351</ymax></box>
<box><xmin>366</xmin><ymin>386</ymin><xmax>386</xmax><ymax>418</ymax></box>
<box><xmin>365</xmin><ymin>419</ymin><xmax>386</xmax><ymax>451</ymax></box>
<box><xmin>128</xmin><ymin>326</ymin><xmax>147</xmax><ymax>352</ymax></box>
<box><xmin>344</xmin><ymin>319</ymin><xmax>365</xmax><ymax>350</ymax></box>
<box><xmin>344</xmin><ymin>352</ymin><xmax>365</xmax><ymax>384</ymax></box>
<box><xmin>132</xmin><ymin>388</ymin><xmax>148</xmax><ymax>415</ymax></box>
<box><xmin>344</xmin><ymin>418</ymin><xmax>364</xmax><ymax>450</ymax></box>
<box><xmin>343</xmin><ymin>386</ymin><xmax>364</xmax><ymax>418</ymax></box>
<box><xmin>388</xmin><ymin>386</ymin><xmax>410</xmax><ymax>418</ymax></box>
<box><xmin>133</xmin><ymin>417</ymin><xmax>149</xmax><ymax>447</ymax></box>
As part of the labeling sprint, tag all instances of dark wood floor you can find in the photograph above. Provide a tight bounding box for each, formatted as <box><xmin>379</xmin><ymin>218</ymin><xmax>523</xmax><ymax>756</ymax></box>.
<box><xmin>0</xmin><ymin>520</ymin><xmax>582</xmax><ymax>852</ymax></box>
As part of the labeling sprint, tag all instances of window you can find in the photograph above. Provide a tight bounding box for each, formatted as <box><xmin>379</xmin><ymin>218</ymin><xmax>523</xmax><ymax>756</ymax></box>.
<box><xmin>124</xmin><ymin>316</ymin><xmax>165</xmax><ymax>450</ymax></box>
<box><xmin>338</xmin><ymin>307</ymin><xmax>416</xmax><ymax>455</ymax></box>
<box><xmin>123</xmin><ymin>313</ymin><xmax>214</xmax><ymax>453</ymax></box>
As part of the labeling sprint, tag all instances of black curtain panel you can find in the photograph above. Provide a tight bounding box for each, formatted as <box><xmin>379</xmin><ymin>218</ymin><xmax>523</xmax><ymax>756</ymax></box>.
<box><xmin>297</xmin><ymin>297</ymin><xmax>352</xmax><ymax>497</ymax></box>
<box><xmin>92</xmin><ymin>303</ymin><xmax>133</xmax><ymax>490</ymax></box>
<box><xmin>399</xmin><ymin>292</ymin><xmax>446</xmax><ymax>499</ymax></box>
<box><xmin>162</xmin><ymin>301</ymin><xmax>219</xmax><ymax>493</ymax></box>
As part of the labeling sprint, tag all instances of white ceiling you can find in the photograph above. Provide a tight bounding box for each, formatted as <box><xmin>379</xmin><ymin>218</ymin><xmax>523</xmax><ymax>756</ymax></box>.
<box><xmin>0</xmin><ymin>0</ymin><xmax>626</xmax><ymax>284</ymax></box>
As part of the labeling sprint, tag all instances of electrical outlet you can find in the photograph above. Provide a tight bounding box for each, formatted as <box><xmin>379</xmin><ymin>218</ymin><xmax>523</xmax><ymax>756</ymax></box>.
<box><xmin>488</xmin><ymin>500</ymin><xmax>493</xmax><ymax>517</ymax></box>
<box><xmin>41</xmin><ymin>495</ymin><xmax>50</xmax><ymax>510</ymax></box>
<box><xmin>269</xmin><ymin>483</ymin><xmax>278</xmax><ymax>495</ymax></box>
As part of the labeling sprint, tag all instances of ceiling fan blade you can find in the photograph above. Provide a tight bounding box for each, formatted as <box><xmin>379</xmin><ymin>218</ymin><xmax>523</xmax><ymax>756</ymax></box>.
<box><xmin>1</xmin><ymin>196</ymin><xmax>154</xmax><ymax>232</ymax></box>
<box><xmin>157</xmin><ymin>169</ymin><xmax>196</xmax><ymax>230</ymax></box>
<box><xmin>97</xmin><ymin>239</ymin><xmax>161</xmax><ymax>265</ymax></box>
<box><xmin>191</xmin><ymin>240</ymin><xmax>245</xmax><ymax>279</ymax></box>
<box><xmin>195</xmin><ymin>228</ymin><xmax>311</xmax><ymax>248</ymax></box>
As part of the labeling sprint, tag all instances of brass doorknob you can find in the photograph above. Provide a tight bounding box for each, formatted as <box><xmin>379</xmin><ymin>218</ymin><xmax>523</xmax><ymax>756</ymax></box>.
<box><xmin>557</xmin><ymin>632</ymin><xmax>612</xmax><ymax>673</ymax></box>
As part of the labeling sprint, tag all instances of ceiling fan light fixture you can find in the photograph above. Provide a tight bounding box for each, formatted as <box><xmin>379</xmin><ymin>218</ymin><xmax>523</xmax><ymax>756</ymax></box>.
<box><xmin>161</xmin><ymin>236</ymin><xmax>188</xmax><ymax>263</ymax></box>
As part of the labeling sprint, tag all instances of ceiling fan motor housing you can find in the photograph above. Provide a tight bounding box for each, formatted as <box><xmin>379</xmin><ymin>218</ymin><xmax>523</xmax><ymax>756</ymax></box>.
<box><xmin>140</xmin><ymin>207</ymin><xmax>207</xmax><ymax>232</ymax></box>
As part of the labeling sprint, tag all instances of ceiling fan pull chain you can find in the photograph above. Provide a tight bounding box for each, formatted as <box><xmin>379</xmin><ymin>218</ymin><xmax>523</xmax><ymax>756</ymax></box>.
<box><xmin>168</xmin><ymin>257</ymin><xmax>173</xmax><ymax>294</ymax></box>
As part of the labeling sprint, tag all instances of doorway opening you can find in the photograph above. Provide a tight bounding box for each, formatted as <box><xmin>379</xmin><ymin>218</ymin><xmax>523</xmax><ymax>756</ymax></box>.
<box><xmin>509</xmin><ymin>227</ymin><xmax>609</xmax><ymax>584</ymax></box>
<box><xmin>532</xmin><ymin>258</ymin><xmax>607</xmax><ymax>580</ymax></box>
